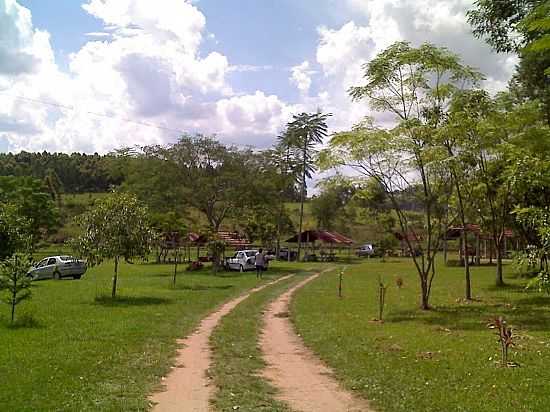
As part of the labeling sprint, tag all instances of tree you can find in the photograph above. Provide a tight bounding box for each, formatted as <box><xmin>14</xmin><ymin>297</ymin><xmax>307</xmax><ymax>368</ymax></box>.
<box><xmin>310</xmin><ymin>178</ymin><xmax>355</xmax><ymax>230</ymax></box>
<box><xmin>0</xmin><ymin>254</ymin><xmax>32</xmax><ymax>324</ymax></box>
<box><xmin>283</xmin><ymin>111</ymin><xmax>331</xmax><ymax>261</ymax></box>
<box><xmin>468</xmin><ymin>0</ymin><xmax>550</xmax><ymax>125</ymax></box>
<box><xmin>467</xmin><ymin>0</ymin><xmax>538</xmax><ymax>53</ymax></box>
<box><xmin>150</xmin><ymin>135</ymin><xmax>256</xmax><ymax>232</ymax></box>
<box><xmin>449</xmin><ymin>92</ymin><xmax>549</xmax><ymax>286</ymax></box>
<box><xmin>0</xmin><ymin>204</ymin><xmax>30</xmax><ymax>260</ymax></box>
<box><xmin>322</xmin><ymin>42</ymin><xmax>482</xmax><ymax>309</ymax></box>
<box><xmin>71</xmin><ymin>192</ymin><xmax>154</xmax><ymax>298</ymax></box>
<box><xmin>0</xmin><ymin>176</ymin><xmax>59</xmax><ymax>244</ymax></box>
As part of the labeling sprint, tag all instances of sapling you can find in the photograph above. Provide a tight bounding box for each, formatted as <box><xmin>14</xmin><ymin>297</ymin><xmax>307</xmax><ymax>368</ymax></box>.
<box><xmin>338</xmin><ymin>267</ymin><xmax>346</xmax><ymax>298</ymax></box>
<box><xmin>0</xmin><ymin>254</ymin><xmax>32</xmax><ymax>324</ymax></box>
<box><xmin>488</xmin><ymin>316</ymin><xmax>515</xmax><ymax>367</ymax></box>
<box><xmin>396</xmin><ymin>277</ymin><xmax>404</xmax><ymax>289</ymax></box>
<box><xmin>377</xmin><ymin>275</ymin><xmax>388</xmax><ymax>321</ymax></box>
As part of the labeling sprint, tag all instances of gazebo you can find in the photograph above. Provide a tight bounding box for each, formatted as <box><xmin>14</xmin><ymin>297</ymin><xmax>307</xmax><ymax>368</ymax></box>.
<box><xmin>285</xmin><ymin>230</ymin><xmax>354</xmax><ymax>261</ymax></box>
<box><xmin>444</xmin><ymin>225</ymin><xmax>515</xmax><ymax>265</ymax></box>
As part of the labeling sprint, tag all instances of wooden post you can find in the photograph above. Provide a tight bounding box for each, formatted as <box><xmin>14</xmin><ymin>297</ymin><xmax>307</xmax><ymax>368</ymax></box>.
<box><xmin>475</xmin><ymin>234</ymin><xmax>481</xmax><ymax>266</ymax></box>
<box><xmin>443</xmin><ymin>236</ymin><xmax>448</xmax><ymax>266</ymax></box>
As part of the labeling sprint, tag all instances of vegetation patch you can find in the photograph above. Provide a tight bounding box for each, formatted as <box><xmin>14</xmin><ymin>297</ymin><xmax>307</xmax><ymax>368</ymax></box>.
<box><xmin>292</xmin><ymin>259</ymin><xmax>550</xmax><ymax>412</ymax></box>
<box><xmin>0</xmin><ymin>260</ymin><xmax>281</xmax><ymax>411</ymax></box>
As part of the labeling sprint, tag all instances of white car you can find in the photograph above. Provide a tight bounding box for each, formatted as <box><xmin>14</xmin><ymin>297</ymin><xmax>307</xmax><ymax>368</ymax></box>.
<box><xmin>224</xmin><ymin>250</ymin><xmax>259</xmax><ymax>272</ymax></box>
<box><xmin>27</xmin><ymin>256</ymin><xmax>87</xmax><ymax>280</ymax></box>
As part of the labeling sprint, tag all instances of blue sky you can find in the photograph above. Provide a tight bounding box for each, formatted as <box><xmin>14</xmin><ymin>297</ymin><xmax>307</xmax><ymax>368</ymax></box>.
<box><xmin>1</xmin><ymin>0</ymin><xmax>517</xmax><ymax>154</ymax></box>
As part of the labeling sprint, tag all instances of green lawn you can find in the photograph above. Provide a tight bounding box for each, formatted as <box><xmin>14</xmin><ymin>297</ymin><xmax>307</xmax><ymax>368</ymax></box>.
<box><xmin>292</xmin><ymin>258</ymin><xmax>550</xmax><ymax>412</ymax></box>
<box><xmin>0</xmin><ymin>259</ymin><xmax>296</xmax><ymax>411</ymax></box>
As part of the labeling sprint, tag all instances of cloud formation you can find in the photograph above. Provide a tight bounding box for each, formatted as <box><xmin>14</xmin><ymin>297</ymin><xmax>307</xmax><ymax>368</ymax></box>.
<box><xmin>0</xmin><ymin>0</ymin><xmax>297</xmax><ymax>153</ymax></box>
<box><xmin>0</xmin><ymin>0</ymin><xmax>517</xmax><ymax>155</ymax></box>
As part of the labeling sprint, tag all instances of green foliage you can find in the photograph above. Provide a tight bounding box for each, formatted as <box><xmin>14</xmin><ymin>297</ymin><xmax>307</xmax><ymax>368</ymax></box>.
<box><xmin>515</xmin><ymin>206</ymin><xmax>550</xmax><ymax>294</ymax></box>
<box><xmin>0</xmin><ymin>176</ymin><xmax>59</xmax><ymax>243</ymax></box>
<box><xmin>71</xmin><ymin>192</ymin><xmax>154</xmax><ymax>297</ymax></box>
<box><xmin>467</xmin><ymin>0</ymin><xmax>537</xmax><ymax>53</ymax></box>
<box><xmin>311</xmin><ymin>177</ymin><xmax>356</xmax><ymax>230</ymax></box>
<box><xmin>326</xmin><ymin>41</ymin><xmax>482</xmax><ymax>308</ymax></box>
<box><xmin>0</xmin><ymin>254</ymin><xmax>32</xmax><ymax>324</ymax></box>
<box><xmin>0</xmin><ymin>151</ymin><xmax>122</xmax><ymax>193</ymax></box>
<box><xmin>0</xmin><ymin>204</ymin><xmax>31</xmax><ymax>260</ymax></box>
<box><xmin>207</xmin><ymin>239</ymin><xmax>226</xmax><ymax>273</ymax></box>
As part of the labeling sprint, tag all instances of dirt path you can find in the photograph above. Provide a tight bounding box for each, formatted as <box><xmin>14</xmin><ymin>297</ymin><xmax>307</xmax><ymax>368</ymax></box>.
<box><xmin>260</xmin><ymin>271</ymin><xmax>372</xmax><ymax>412</ymax></box>
<box><xmin>150</xmin><ymin>274</ymin><xmax>293</xmax><ymax>412</ymax></box>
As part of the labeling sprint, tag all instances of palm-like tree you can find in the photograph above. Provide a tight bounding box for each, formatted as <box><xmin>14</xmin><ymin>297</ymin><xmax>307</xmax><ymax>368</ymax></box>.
<box><xmin>283</xmin><ymin>111</ymin><xmax>331</xmax><ymax>260</ymax></box>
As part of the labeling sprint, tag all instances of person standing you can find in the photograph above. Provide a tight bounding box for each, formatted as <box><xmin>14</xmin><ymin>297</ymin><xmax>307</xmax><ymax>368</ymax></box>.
<box><xmin>255</xmin><ymin>249</ymin><xmax>265</xmax><ymax>279</ymax></box>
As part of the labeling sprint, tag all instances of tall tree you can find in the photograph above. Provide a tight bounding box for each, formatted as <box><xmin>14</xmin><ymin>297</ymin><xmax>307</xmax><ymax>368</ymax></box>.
<box><xmin>322</xmin><ymin>42</ymin><xmax>482</xmax><ymax>309</ymax></box>
<box><xmin>284</xmin><ymin>111</ymin><xmax>331</xmax><ymax>261</ymax></box>
<box><xmin>150</xmin><ymin>135</ymin><xmax>256</xmax><ymax>232</ymax></box>
<box><xmin>468</xmin><ymin>0</ymin><xmax>550</xmax><ymax>125</ymax></box>
<box><xmin>71</xmin><ymin>192</ymin><xmax>154</xmax><ymax>298</ymax></box>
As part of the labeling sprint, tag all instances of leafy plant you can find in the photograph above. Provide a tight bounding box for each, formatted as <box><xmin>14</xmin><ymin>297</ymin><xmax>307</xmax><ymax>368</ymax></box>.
<box><xmin>488</xmin><ymin>316</ymin><xmax>515</xmax><ymax>367</ymax></box>
<box><xmin>0</xmin><ymin>254</ymin><xmax>33</xmax><ymax>324</ymax></box>
<box><xmin>396</xmin><ymin>277</ymin><xmax>404</xmax><ymax>289</ymax></box>
<box><xmin>70</xmin><ymin>192</ymin><xmax>154</xmax><ymax>298</ymax></box>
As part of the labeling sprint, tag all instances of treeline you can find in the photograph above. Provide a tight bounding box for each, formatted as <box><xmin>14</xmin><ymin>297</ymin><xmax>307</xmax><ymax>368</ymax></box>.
<box><xmin>0</xmin><ymin>152</ymin><xmax>123</xmax><ymax>193</ymax></box>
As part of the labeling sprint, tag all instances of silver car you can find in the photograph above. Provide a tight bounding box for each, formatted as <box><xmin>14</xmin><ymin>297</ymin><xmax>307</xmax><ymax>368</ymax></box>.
<box><xmin>27</xmin><ymin>256</ymin><xmax>87</xmax><ymax>280</ymax></box>
<box><xmin>224</xmin><ymin>250</ymin><xmax>258</xmax><ymax>272</ymax></box>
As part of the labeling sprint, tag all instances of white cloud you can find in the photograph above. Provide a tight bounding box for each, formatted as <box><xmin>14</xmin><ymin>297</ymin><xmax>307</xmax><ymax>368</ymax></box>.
<box><xmin>0</xmin><ymin>0</ymin><xmax>296</xmax><ymax>153</ymax></box>
<box><xmin>303</xmin><ymin>0</ymin><xmax>517</xmax><ymax>134</ymax></box>
<box><xmin>290</xmin><ymin>61</ymin><xmax>315</xmax><ymax>95</ymax></box>
<box><xmin>0</xmin><ymin>0</ymin><xmax>518</xmax><ymax>156</ymax></box>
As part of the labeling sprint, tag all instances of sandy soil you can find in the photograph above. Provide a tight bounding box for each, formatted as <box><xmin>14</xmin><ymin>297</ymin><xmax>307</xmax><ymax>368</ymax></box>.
<box><xmin>260</xmin><ymin>271</ymin><xmax>372</xmax><ymax>412</ymax></box>
<box><xmin>150</xmin><ymin>274</ymin><xmax>293</xmax><ymax>412</ymax></box>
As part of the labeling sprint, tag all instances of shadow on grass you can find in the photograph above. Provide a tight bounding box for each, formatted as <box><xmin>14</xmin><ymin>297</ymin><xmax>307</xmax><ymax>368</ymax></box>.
<box><xmin>175</xmin><ymin>284</ymin><xmax>234</xmax><ymax>291</ymax></box>
<box><xmin>94</xmin><ymin>295</ymin><xmax>173</xmax><ymax>306</ymax></box>
<box><xmin>3</xmin><ymin>313</ymin><xmax>42</xmax><ymax>329</ymax></box>
<box><xmin>388</xmin><ymin>294</ymin><xmax>550</xmax><ymax>332</ymax></box>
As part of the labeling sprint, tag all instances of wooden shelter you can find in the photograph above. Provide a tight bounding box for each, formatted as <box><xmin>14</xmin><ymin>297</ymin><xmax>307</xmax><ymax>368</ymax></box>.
<box><xmin>444</xmin><ymin>224</ymin><xmax>515</xmax><ymax>265</ymax></box>
<box><xmin>285</xmin><ymin>230</ymin><xmax>354</xmax><ymax>261</ymax></box>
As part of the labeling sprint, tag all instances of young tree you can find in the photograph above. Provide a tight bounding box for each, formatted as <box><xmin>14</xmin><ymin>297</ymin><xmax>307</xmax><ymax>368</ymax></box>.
<box><xmin>283</xmin><ymin>111</ymin><xmax>332</xmax><ymax>260</ymax></box>
<box><xmin>0</xmin><ymin>204</ymin><xmax>31</xmax><ymax>260</ymax></box>
<box><xmin>0</xmin><ymin>254</ymin><xmax>33</xmax><ymax>324</ymax></box>
<box><xmin>322</xmin><ymin>42</ymin><xmax>482</xmax><ymax>309</ymax></box>
<box><xmin>71</xmin><ymin>192</ymin><xmax>154</xmax><ymax>298</ymax></box>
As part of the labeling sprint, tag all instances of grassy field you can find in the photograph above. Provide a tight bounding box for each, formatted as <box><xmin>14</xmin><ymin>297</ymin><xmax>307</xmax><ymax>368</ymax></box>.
<box><xmin>209</xmin><ymin>268</ymin><xmax>310</xmax><ymax>411</ymax></box>
<box><xmin>0</xmin><ymin>258</ymin><xmax>297</xmax><ymax>411</ymax></box>
<box><xmin>291</xmin><ymin>258</ymin><xmax>550</xmax><ymax>411</ymax></box>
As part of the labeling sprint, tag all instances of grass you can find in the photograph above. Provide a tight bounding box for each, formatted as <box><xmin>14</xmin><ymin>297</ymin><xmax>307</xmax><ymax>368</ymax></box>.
<box><xmin>209</xmin><ymin>266</ymin><xmax>317</xmax><ymax>412</ymax></box>
<box><xmin>0</xmin><ymin>259</ymin><xmax>296</xmax><ymax>411</ymax></box>
<box><xmin>291</xmin><ymin>258</ymin><xmax>550</xmax><ymax>412</ymax></box>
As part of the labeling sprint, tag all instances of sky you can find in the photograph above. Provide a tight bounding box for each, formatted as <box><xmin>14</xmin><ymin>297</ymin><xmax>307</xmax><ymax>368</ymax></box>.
<box><xmin>0</xmin><ymin>0</ymin><xmax>517</xmax><ymax>154</ymax></box>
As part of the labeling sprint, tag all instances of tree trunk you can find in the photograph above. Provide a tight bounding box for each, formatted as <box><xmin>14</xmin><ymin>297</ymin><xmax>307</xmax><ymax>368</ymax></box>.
<box><xmin>297</xmin><ymin>143</ymin><xmax>307</xmax><ymax>261</ymax></box>
<box><xmin>112</xmin><ymin>256</ymin><xmax>119</xmax><ymax>298</ymax></box>
<box><xmin>495</xmin><ymin>241</ymin><xmax>505</xmax><ymax>286</ymax></box>
<box><xmin>10</xmin><ymin>289</ymin><xmax>16</xmax><ymax>323</ymax></box>
<box><xmin>420</xmin><ymin>275</ymin><xmax>430</xmax><ymax>310</ymax></box>
<box><xmin>462</xmin><ymin>230</ymin><xmax>472</xmax><ymax>300</ymax></box>
<box><xmin>173</xmin><ymin>250</ymin><xmax>178</xmax><ymax>287</ymax></box>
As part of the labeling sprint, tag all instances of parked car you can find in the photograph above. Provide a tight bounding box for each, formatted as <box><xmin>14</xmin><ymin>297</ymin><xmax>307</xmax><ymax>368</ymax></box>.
<box><xmin>27</xmin><ymin>256</ymin><xmax>87</xmax><ymax>280</ymax></box>
<box><xmin>278</xmin><ymin>248</ymin><xmax>297</xmax><ymax>261</ymax></box>
<box><xmin>224</xmin><ymin>250</ymin><xmax>258</xmax><ymax>272</ymax></box>
<box><xmin>356</xmin><ymin>244</ymin><xmax>379</xmax><ymax>257</ymax></box>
